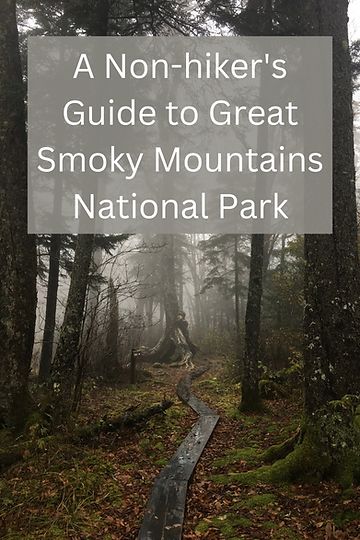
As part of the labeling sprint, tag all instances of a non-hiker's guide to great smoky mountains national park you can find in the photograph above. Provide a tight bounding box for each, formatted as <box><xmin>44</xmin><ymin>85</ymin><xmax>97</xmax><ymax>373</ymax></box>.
<box><xmin>1</xmin><ymin>1</ymin><xmax>360</xmax><ymax>540</ymax></box>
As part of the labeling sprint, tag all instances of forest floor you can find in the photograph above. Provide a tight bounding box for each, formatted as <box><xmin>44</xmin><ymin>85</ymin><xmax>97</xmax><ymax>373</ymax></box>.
<box><xmin>1</xmin><ymin>357</ymin><xmax>360</xmax><ymax>539</ymax></box>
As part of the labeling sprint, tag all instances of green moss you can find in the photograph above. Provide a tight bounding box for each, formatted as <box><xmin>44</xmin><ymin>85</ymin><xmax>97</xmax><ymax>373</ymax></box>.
<box><xmin>262</xmin><ymin>520</ymin><xmax>277</xmax><ymax>530</ymax></box>
<box><xmin>272</xmin><ymin>527</ymin><xmax>300</xmax><ymax>539</ymax></box>
<box><xmin>195</xmin><ymin>514</ymin><xmax>252</xmax><ymax>538</ymax></box>
<box><xmin>0</xmin><ymin>448</ymin><xmax>123</xmax><ymax>538</ymax></box>
<box><xmin>164</xmin><ymin>405</ymin><xmax>187</xmax><ymax>420</ymax></box>
<box><xmin>228</xmin><ymin>409</ymin><xmax>254</xmax><ymax>422</ymax></box>
<box><xmin>139</xmin><ymin>437</ymin><xmax>152</xmax><ymax>452</ymax></box>
<box><xmin>215</xmin><ymin>396</ymin><xmax>360</xmax><ymax>488</ymax></box>
<box><xmin>236</xmin><ymin>493</ymin><xmax>277</xmax><ymax>510</ymax></box>
<box><xmin>263</xmin><ymin>430</ymin><xmax>301</xmax><ymax>464</ymax></box>
<box><xmin>212</xmin><ymin>433</ymin><xmax>327</xmax><ymax>486</ymax></box>
<box><xmin>333</xmin><ymin>509</ymin><xmax>360</xmax><ymax>527</ymax></box>
<box><xmin>155</xmin><ymin>457</ymin><xmax>168</xmax><ymax>466</ymax></box>
<box><xmin>121</xmin><ymin>463</ymin><xmax>135</xmax><ymax>470</ymax></box>
<box><xmin>212</xmin><ymin>467</ymin><xmax>271</xmax><ymax>486</ymax></box>
<box><xmin>213</xmin><ymin>447</ymin><xmax>261</xmax><ymax>468</ymax></box>
<box><xmin>153</xmin><ymin>441</ymin><xmax>165</xmax><ymax>451</ymax></box>
<box><xmin>195</xmin><ymin>520</ymin><xmax>210</xmax><ymax>534</ymax></box>
<box><xmin>197</xmin><ymin>378</ymin><xmax>222</xmax><ymax>390</ymax></box>
<box><xmin>341</xmin><ymin>487</ymin><xmax>355</xmax><ymax>499</ymax></box>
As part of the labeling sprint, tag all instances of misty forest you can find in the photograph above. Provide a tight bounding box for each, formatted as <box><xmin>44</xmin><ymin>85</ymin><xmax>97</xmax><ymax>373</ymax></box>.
<box><xmin>1</xmin><ymin>0</ymin><xmax>360</xmax><ymax>539</ymax></box>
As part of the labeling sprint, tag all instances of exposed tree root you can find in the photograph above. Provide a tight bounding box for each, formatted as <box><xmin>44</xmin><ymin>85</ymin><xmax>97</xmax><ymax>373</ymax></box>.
<box><xmin>262</xmin><ymin>428</ymin><xmax>302</xmax><ymax>463</ymax></box>
<box><xmin>231</xmin><ymin>398</ymin><xmax>360</xmax><ymax>488</ymax></box>
<box><xmin>217</xmin><ymin>435</ymin><xmax>331</xmax><ymax>487</ymax></box>
<box><xmin>265</xmin><ymin>439</ymin><xmax>358</xmax><ymax>488</ymax></box>
<box><xmin>139</xmin><ymin>313</ymin><xmax>198</xmax><ymax>366</ymax></box>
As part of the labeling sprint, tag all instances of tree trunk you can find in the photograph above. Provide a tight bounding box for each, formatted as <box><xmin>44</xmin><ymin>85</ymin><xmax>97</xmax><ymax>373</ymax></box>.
<box><xmin>104</xmin><ymin>278</ymin><xmax>120</xmax><ymax>380</ymax></box>
<box><xmin>275</xmin><ymin>234</ymin><xmax>286</xmax><ymax>370</ymax></box>
<box><xmin>50</xmin><ymin>234</ymin><xmax>94</xmax><ymax>421</ymax></box>
<box><xmin>163</xmin><ymin>235</ymin><xmax>179</xmax><ymax>331</ymax></box>
<box><xmin>239</xmin><ymin>0</ymin><xmax>272</xmax><ymax>412</ymax></box>
<box><xmin>234</xmin><ymin>236</ymin><xmax>242</xmax><ymax>360</ymax></box>
<box><xmin>145</xmin><ymin>296</ymin><xmax>154</xmax><ymax>343</ymax></box>
<box><xmin>302</xmin><ymin>0</ymin><xmax>360</xmax><ymax>413</ymax></box>
<box><xmin>186</xmin><ymin>235</ymin><xmax>202</xmax><ymax>330</ymax></box>
<box><xmin>38</xmin><ymin>235</ymin><xmax>62</xmax><ymax>382</ymax></box>
<box><xmin>49</xmin><ymin>0</ymin><xmax>111</xmax><ymax>423</ymax></box>
<box><xmin>0</xmin><ymin>0</ymin><xmax>37</xmax><ymax>429</ymax></box>
<box><xmin>140</xmin><ymin>235</ymin><xmax>179</xmax><ymax>362</ymax></box>
<box><xmin>240</xmin><ymin>234</ymin><xmax>264</xmax><ymax>412</ymax></box>
<box><xmin>276</xmin><ymin>235</ymin><xmax>286</xmax><ymax>331</ymax></box>
<box><xmin>140</xmin><ymin>235</ymin><xmax>197</xmax><ymax>365</ymax></box>
<box><xmin>301</xmin><ymin>0</ymin><xmax>360</xmax><ymax>483</ymax></box>
<box><xmin>253</xmin><ymin>0</ymin><xmax>360</xmax><ymax>486</ymax></box>
<box><xmin>86</xmin><ymin>0</ymin><xmax>110</xmax><ymax>36</ymax></box>
<box><xmin>176</xmin><ymin>235</ymin><xmax>184</xmax><ymax>310</ymax></box>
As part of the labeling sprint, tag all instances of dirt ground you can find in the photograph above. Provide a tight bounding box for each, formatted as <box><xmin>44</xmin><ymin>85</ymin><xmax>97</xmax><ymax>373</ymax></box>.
<box><xmin>1</xmin><ymin>357</ymin><xmax>360</xmax><ymax>539</ymax></box>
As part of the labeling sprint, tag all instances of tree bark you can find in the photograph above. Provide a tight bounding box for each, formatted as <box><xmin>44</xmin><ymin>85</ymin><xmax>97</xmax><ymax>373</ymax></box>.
<box><xmin>240</xmin><ymin>234</ymin><xmax>265</xmax><ymax>411</ymax></box>
<box><xmin>163</xmin><ymin>235</ymin><xmax>179</xmax><ymax>331</ymax></box>
<box><xmin>302</xmin><ymin>0</ymin><xmax>360</xmax><ymax>413</ymax></box>
<box><xmin>140</xmin><ymin>235</ymin><xmax>198</xmax><ymax>365</ymax></box>
<box><xmin>239</xmin><ymin>0</ymin><xmax>272</xmax><ymax>411</ymax></box>
<box><xmin>49</xmin><ymin>0</ymin><xmax>111</xmax><ymax>423</ymax></box>
<box><xmin>104</xmin><ymin>278</ymin><xmax>120</xmax><ymax>379</ymax></box>
<box><xmin>186</xmin><ymin>235</ymin><xmax>202</xmax><ymax>330</ymax></box>
<box><xmin>251</xmin><ymin>0</ymin><xmax>360</xmax><ymax>486</ymax></box>
<box><xmin>50</xmin><ymin>234</ymin><xmax>94</xmax><ymax>421</ymax></box>
<box><xmin>0</xmin><ymin>0</ymin><xmax>37</xmax><ymax>429</ymax></box>
<box><xmin>298</xmin><ymin>0</ymin><xmax>360</xmax><ymax>484</ymax></box>
<box><xmin>140</xmin><ymin>235</ymin><xmax>180</xmax><ymax>362</ymax></box>
<box><xmin>234</xmin><ymin>236</ymin><xmax>242</xmax><ymax>360</ymax></box>
<box><xmin>38</xmin><ymin>235</ymin><xmax>62</xmax><ymax>382</ymax></box>
<box><xmin>85</xmin><ymin>0</ymin><xmax>110</xmax><ymax>36</ymax></box>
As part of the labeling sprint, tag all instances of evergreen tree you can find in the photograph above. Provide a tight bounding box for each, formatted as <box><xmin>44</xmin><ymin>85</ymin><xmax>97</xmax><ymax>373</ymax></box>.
<box><xmin>0</xmin><ymin>0</ymin><xmax>37</xmax><ymax>429</ymax></box>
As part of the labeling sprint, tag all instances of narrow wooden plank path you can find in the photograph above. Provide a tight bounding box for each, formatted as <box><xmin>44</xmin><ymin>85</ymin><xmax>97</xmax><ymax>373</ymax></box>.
<box><xmin>137</xmin><ymin>363</ymin><xmax>219</xmax><ymax>540</ymax></box>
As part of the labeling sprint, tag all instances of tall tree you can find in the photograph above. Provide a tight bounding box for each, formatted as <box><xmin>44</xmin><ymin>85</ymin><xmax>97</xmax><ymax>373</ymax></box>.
<box><xmin>298</xmin><ymin>0</ymin><xmax>360</xmax><ymax>483</ymax></box>
<box><xmin>240</xmin><ymin>234</ymin><xmax>265</xmax><ymax>411</ymax></box>
<box><xmin>38</xmin><ymin>235</ymin><xmax>62</xmax><ymax>382</ymax></box>
<box><xmin>50</xmin><ymin>234</ymin><xmax>94</xmax><ymax>419</ymax></box>
<box><xmin>247</xmin><ymin>0</ymin><xmax>360</xmax><ymax>484</ymax></box>
<box><xmin>0</xmin><ymin>0</ymin><xmax>37</xmax><ymax>429</ymax></box>
<box><xmin>49</xmin><ymin>0</ymin><xmax>110</xmax><ymax>421</ymax></box>
<box><xmin>202</xmin><ymin>0</ymin><xmax>273</xmax><ymax>409</ymax></box>
<box><xmin>199</xmin><ymin>234</ymin><xmax>249</xmax><ymax>336</ymax></box>
<box><xmin>140</xmin><ymin>235</ymin><xmax>180</xmax><ymax>362</ymax></box>
<box><xmin>234</xmin><ymin>236</ymin><xmax>242</xmax><ymax>360</ymax></box>
<box><xmin>240</xmin><ymin>0</ymin><xmax>272</xmax><ymax>411</ymax></box>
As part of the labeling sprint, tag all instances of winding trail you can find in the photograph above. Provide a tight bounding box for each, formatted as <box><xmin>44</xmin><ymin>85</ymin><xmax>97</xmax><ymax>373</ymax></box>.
<box><xmin>137</xmin><ymin>363</ymin><xmax>219</xmax><ymax>540</ymax></box>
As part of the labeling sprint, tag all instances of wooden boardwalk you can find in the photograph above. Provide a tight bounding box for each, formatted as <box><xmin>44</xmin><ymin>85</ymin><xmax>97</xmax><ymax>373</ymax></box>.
<box><xmin>137</xmin><ymin>364</ymin><xmax>219</xmax><ymax>540</ymax></box>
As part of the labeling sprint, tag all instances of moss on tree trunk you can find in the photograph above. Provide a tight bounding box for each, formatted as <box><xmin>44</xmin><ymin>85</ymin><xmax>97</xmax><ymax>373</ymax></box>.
<box><xmin>238</xmin><ymin>0</ymin><xmax>360</xmax><ymax>486</ymax></box>
<box><xmin>298</xmin><ymin>0</ymin><xmax>360</xmax><ymax>484</ymax></box>
<box><xmin>241</xmin><ymin>398</ymin><xmax>360</xmax><ymax>488</ymax></box>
